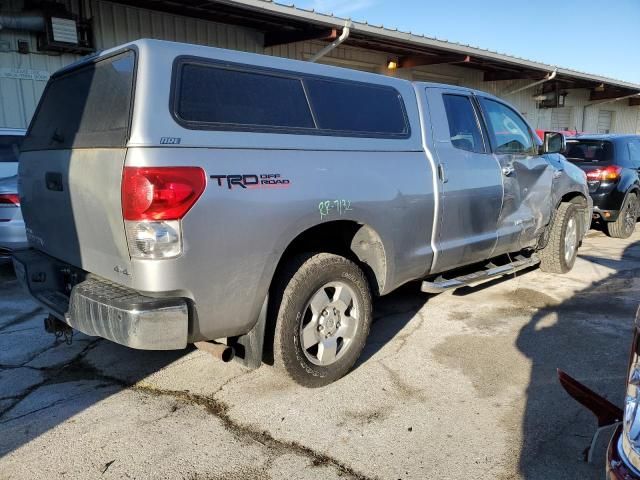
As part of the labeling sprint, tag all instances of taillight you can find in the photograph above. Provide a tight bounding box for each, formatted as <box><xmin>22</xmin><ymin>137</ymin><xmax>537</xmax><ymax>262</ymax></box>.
<box><xmin>0</xmin><ymin>194</ymin><xmax>20</xmax><ymax>206</ymax></box>
<box><xmin>122</xmin><ymin>167</ymin><xmax>206</xmax><ymax>221</ymax></box>
<box><xmin>122</xmin><ymin>167</ymin><xmax>206</xmax><ymax>259</ymax></box>
<box><xmin>586</xmin><ymin>165</ymin><xmax>622</xmax><ymax>182</ymax></box>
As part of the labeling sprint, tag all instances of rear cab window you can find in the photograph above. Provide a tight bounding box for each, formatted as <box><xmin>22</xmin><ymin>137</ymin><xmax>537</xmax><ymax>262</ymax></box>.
<box><xmin>442</xmin><ymin>94</ymin><xmax>486</xmax><ymax>153</ymax></box>
<box><xmin>22</xmin><ymin>50</ymin><xmax>136</xmax><ymax>151</ymax></box>
<box><xmin>0</xmin><ymin>136</ymin><xmax>23</xmax><ymax>162</ymax></box>
<box><xmin>172</xmin><ymin>58</ymin><xmax>410</xmax><ymax>139</ymax></box>
<box><xmin>564</xmin><ymin>140</ymin><xmax>615</xmax><ymax>165</ymax></box>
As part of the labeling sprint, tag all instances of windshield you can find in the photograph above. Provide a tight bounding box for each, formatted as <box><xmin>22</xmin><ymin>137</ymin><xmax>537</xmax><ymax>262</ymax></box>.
<box><xmin>22</xmin><ymin>50</ymin><xmax>135</xmax><ymax>152</ymax></box>
<box><xmin>564</xmin><ymin>140</ymin><xmax>614</xmax><ymax>163</ymax></box>
<box><xmin>0</xmin><ymin>135</ymin><xmax>23</xmax><ymax>162</ymax></box>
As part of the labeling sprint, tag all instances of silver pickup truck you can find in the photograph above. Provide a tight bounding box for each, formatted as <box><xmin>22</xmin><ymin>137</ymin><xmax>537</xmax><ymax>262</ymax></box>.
<box><xmin>14</xmin><ymin>39</ymin><xmax>591</xmax><ymax>387</ymax></box>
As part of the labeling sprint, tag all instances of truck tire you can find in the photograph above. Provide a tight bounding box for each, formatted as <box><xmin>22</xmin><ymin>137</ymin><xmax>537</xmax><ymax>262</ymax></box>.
<box><xmin>606</xmin><ymin>192</ymin><xmax>638</xmax><ymax>239</ymax></box>
<box><xmin>272</xmin><ymin>252</ymin><xmax>372</xmax><ymax>387</ymax></box>
<box><xmin>538</xmin><ymin>202</ymin><xmax>580</xmax><ymax>274</ymax></box>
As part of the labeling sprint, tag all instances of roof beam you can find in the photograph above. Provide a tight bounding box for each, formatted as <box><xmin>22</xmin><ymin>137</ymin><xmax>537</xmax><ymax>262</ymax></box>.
<box><xmin>399</xmin><ymin>54</ymin><xmax>470</xmax><ymax>68</ymax></box>
<box><xmin>590</xmin><ymin>89</ymin><xmax>630</xmax><ymax>101</ymax></box>
<box><xmin>264</xmin><ymin>27</ymin><xmax>337</xmax><ymax>47</ymax></box>
<box><xmin>483</xmin><ymin>70</ymin><xmax>544</xmax><ymax>82</ymax></box>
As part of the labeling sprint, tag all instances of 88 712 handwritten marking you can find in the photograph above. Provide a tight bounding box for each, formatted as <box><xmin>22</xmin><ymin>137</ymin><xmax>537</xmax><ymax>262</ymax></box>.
<box><xmin>319</xmin><ymin>200</ymin><xmax>353</xmax><ymax>220</ymax></box>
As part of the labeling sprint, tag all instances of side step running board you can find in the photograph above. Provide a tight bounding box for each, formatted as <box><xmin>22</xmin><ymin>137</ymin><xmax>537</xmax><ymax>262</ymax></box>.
<box><xmin>421</xmin><ymin>254</ymin><xmax>540</xmax><ymax>293</ymax></box>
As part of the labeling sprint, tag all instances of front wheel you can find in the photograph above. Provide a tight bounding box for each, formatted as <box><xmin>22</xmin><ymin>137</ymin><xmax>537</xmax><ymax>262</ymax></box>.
<box><xmin>272</xmin><ymin>253</ymin><xmax>372</xmax><ymax>387</ymax></box>
<box><xmin>606</xmin><ymin>193</ymin><xmax>638</xmax><ymax>239</ymax></box>
<box><xmin>538</xmin><ymin>202</ymin><xmax>581</xmax><ymax>274</ymax></box>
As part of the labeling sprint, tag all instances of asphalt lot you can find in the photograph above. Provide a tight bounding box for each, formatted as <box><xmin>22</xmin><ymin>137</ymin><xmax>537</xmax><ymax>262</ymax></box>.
<box><xmin>0</xmin><ymin>229</ymin><xmax>638</xmax><ymax>480</ymax></box>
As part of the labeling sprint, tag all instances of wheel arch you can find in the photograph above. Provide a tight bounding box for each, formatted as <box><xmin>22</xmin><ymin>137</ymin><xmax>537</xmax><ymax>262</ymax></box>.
<box><xmin>271</xmin><ymin>220</ymin><xmax>388</xmax><ymax>297</ymax></box>
<box><xmin>557</xmin><ymin>191</ymin><xmax>589</xmax><ymax>208</ymax></box>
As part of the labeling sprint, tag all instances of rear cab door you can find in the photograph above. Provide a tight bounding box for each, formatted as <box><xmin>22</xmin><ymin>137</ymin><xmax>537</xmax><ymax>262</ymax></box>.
<box><xmin>18</xmin><ymin>49</ymin><xmax>136</xmax><ymax>286</ymax></box>
<box><xmin>476</xmin><ymin>95</ymin><xmax>554</xmax><ymax>253</ymax></box>
<box><xmin>422</xmin><ymin>86</ymin><xmax>503</xmax><ymax>272</ymax></box>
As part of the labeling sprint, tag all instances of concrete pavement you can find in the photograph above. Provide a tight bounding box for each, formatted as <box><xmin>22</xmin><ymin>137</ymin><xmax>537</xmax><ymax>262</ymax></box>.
<box><xmin>1</xmin><ymin>229</ymin><xmax>638</xmax><ymax>479</ymax></box>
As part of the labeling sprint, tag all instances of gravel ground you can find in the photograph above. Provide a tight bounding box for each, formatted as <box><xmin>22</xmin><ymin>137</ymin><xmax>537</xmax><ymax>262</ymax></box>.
<box><xmin>0</xmin><ymin>229</ymin><xmax>638</xmax><ymax>480</ymax></box>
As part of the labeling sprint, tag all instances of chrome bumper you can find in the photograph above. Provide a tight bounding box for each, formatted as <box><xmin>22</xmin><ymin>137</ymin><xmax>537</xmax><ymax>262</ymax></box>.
<box><xmin>12</xmin><ymin>249</ymin><xmax>189</xmax><ymax>350</ymax></box>
<box><xmin>65</xmin><ymin>277</ymin><xmax>189</xmax><ymax>350</ymax></box>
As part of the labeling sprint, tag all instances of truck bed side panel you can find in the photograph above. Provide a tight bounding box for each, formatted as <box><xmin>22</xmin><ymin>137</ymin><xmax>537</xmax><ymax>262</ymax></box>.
<box><xmin>125</xmin><ymin>147</ymin><xmax>435</xmax><ymax>340</ymax></box>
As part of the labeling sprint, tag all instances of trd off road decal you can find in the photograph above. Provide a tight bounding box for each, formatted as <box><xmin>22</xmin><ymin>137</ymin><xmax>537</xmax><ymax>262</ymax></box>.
<box><xmin>210</xmin><ymin>174</ymin><xmax>291</xmax><ymax>190</ymax></box>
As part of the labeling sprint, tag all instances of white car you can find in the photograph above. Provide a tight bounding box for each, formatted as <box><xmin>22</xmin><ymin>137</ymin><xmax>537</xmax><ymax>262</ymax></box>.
<box><xmin>0</xmin><ymin>128</ymin><xmax>27</xmax><ymax>260</ymax></box>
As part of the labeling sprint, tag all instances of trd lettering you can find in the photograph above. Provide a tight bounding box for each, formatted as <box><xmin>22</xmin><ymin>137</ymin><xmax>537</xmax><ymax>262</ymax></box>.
<box><xmin>210</xmin><ymin>173</ymin><xmax>291</xmax><ymax>189</ymax></box>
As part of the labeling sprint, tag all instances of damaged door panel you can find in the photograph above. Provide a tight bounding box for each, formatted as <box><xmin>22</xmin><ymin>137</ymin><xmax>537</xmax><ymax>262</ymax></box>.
<box><xmin>477</xmin><ymin>97</ymin><xmax>555</xmax><ymax>254</ymax></box>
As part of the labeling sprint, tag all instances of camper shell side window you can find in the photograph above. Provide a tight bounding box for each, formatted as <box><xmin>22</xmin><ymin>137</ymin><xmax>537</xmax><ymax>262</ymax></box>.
<box><xmin>170</xmin><ymin>56</ymin><xmax>411</xmax><ymax>139</ymax></box>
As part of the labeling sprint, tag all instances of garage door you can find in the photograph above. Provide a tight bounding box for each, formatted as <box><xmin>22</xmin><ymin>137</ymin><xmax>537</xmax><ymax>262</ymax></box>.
<box><xmin>551</xmin><ymin>108</ymin><xmax>573</xmax><ymax>131</ymax></box>
<box><xmin>597</xmin><ymin>110</ymin><xmax>614</xmax><ymax>134</ymax></box>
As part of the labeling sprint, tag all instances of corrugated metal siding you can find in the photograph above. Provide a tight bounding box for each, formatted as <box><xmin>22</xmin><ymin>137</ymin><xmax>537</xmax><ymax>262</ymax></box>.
<box><xmin>1</xmin><ymin>0</ymin><xmax>639</xmax><ymax>133</ymax></box>
<box><xmin>0</xmin><ymin>0</ymin><xmax>264</xmax><ymax>128</ymax></box>
<box><xmin>0</xmin><ymin>0</ymin><xmax>80</xmax><ymax>128</ymax></box>
<box><xmin>87</xmin><ymin>0</ymin><xmax>263</xmax><ymax>52</ymax></box>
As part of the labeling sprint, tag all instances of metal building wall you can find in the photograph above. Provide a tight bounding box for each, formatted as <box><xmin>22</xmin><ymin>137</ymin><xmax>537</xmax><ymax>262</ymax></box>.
<box><xmin>1</xmin><ymin>0</ymin><xmax>638</xmax><ymax>133</ymax></box>
<box><xmin>85</xmin><ymin>0</ymin><xmax>263</xmax><ymax>52</ymax></box>
<box><xmin>0</xmin><ymin>0</ymin><xmax>263</xmax><ymax>129</ymax></box>
<box><xmin>269</xmin><ymin>39</ymin><xmax>640</xmax><ymax>134</ymax></box>
<box><xmin>0</xmin><ymin>0</ymin><xmax>80</xmax><ymax>128</ymax></box>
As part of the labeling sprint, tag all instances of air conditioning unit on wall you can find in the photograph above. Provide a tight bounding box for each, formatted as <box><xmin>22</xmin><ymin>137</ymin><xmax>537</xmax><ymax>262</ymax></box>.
<box><xmin>534</xmin><ymin>83</ymin><xmax>568</xmax><ymax>109</ymax></box>
<box><xmin>37</xmin><ymin>14</ymin><xmax>94</xmax><ymax>53</ymax></box>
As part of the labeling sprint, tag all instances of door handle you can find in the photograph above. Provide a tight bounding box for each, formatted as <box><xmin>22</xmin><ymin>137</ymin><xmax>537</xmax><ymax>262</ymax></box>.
<box><xmin>502</xmin><ymin>165</ymin><xmax>515</xmax><ymax>177</ymax></box>
<box><xmin>437</xmin><ymin>163</ymin><xmax>448</xmax><ymax>183</ymax></box>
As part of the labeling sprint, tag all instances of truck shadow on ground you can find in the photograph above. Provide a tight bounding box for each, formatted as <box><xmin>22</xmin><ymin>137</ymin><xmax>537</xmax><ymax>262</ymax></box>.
<box><xmin>0</xmin><ymin>260</ymin><xmax>191</xmax><ymax>457</ymax></box>
<box><xmin>514</xmin><ymin>240</ymin><xmax>640</xmax><ymax>479</ymax></box>
<box><xmin>0</xmin><ymin>265</ymin><xmax>428</xmax><ymax>459</ymax></box>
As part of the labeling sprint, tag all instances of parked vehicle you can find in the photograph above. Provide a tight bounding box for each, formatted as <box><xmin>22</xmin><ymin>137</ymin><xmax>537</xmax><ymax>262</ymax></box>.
<box><xmin>0</xmin><ymin>176</ymin><xmax>28</xmax><ymax>260</ymax></box>
<box><xmin>0</xmin><ymin>128</ymin><xmax>25</xmax><ymax>180</ymax></box>
<box><xmin>564</xmin><ymin>135</ymin><xmax>640</xmax><ymax>238</ymax></box>
<box><xmin>558</xmin><ymin>308</ymin><xmax>640</xmax><ymax>479</ymax></box>
<box><xmin>14</xmin><ymin>40</ymin><xmax>591</xmax><ymax>386</ymax></box>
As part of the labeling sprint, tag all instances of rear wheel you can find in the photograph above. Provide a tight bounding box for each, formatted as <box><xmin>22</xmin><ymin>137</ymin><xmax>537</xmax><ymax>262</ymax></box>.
<box><xmin>539</xmin><ymin>202</ymin><xmax>580</xmax><ymax>274</ymax></box>
<box><xmin>271</xmin><ymin>253</ymin><xmax>372</xmax><ymax>387</ymax></box>
<box><xmin>606</xmin><ymin>192</ymin><xmax>638</xmax><ymax>239</ymax></box>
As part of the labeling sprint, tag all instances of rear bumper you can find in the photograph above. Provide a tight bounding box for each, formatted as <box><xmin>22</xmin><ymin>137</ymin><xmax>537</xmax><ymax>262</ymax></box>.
<box><xmin>593</xmin><ymin>206</ymin><xmax>621</xmax><ymax>222</ymax></box>
<box><xmin>608</xmin><ymin>425</ymin><xmax>640</xmax><ymax>479</ymax></box>
<box><xmin>591</xmin><ymin>189</ymin><xmax>626</xmax><ymax>222</ymax></box>
<box><xmin>12</xmin><ymin>249</ymin><xmax>189</xmax><ymax>350</ymax></box>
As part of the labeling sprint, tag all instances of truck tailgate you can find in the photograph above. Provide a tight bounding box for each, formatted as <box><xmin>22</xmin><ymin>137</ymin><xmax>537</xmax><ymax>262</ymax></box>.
<box><xmin>19</xmin><ymin>148</ymin><xmax>131</xmax><ymax>285</ymax></box>
<box><xmin>18</xmin><ymin>49</ymin><xmax>136</xmax><ymax>286</ymax></box>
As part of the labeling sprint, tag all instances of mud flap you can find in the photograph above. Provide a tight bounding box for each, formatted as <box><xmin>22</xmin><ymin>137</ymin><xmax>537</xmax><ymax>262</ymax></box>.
<box><xmin>232</xmin><ymin>294</ymin><xmax>268</xmax><ymax>370</ymax></box>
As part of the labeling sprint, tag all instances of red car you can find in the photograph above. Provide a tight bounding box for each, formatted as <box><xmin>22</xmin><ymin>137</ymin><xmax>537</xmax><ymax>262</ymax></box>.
<box><xmin>535</xmin><ymin>129</ymin><xmax>581</xmax><ymax>140</ymax></box>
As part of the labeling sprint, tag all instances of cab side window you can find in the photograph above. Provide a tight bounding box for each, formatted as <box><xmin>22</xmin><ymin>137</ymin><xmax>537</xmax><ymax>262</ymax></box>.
<box><xmin>442</xmin><ymin>94</ymin><xmax>485</xmax><ymax>153</ymax></box>
<box><xmin>480</xmin><ymin>98</ymin><xmax>536</xmax><ymax>155</ymax></box>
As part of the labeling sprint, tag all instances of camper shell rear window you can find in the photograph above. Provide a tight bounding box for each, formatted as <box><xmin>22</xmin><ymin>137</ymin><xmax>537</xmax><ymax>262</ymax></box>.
<box><xmin>22</xmin><ymin>50</ymin><xmax>136</xmax><ymax>152</ymax></box>
<box><xmin>171</xmin><ymin>57</ymin><xmax>410</xmax><ymax>139</ymax></box>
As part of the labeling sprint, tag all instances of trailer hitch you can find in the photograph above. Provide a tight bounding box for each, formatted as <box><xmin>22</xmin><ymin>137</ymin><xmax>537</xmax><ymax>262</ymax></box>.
<box><xmin>44</xmin><ymin>314</ymin><xmax>74</xmax><ymax>345</ymax></box>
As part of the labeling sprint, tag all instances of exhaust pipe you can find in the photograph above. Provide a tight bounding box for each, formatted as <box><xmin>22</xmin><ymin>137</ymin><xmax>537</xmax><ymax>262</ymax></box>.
<box><xmin>194</xmin><ymin>341</ymin><xmax>235</xmax><ymax>363</ymax></box>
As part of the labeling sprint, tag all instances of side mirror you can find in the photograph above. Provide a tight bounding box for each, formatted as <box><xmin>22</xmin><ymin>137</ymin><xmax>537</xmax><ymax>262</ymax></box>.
<box><xmin>542</xmin><ymin>131</ymin><xmax>566</xmax><ymax>154</ymax></box>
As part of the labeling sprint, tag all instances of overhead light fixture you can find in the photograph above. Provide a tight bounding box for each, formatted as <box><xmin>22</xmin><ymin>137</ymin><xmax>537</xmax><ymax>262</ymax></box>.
<box><xmin>387</xmin><ymin>59</ymin><xmax>399</xmax><ymax>70</ymax></box>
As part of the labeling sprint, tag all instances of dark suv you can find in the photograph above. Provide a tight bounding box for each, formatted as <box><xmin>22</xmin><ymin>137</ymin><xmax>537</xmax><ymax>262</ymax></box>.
<box><xmin>565</xmin><ymin>135</ymin><xmax>640</xmax><ymax>238</ymax></box>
